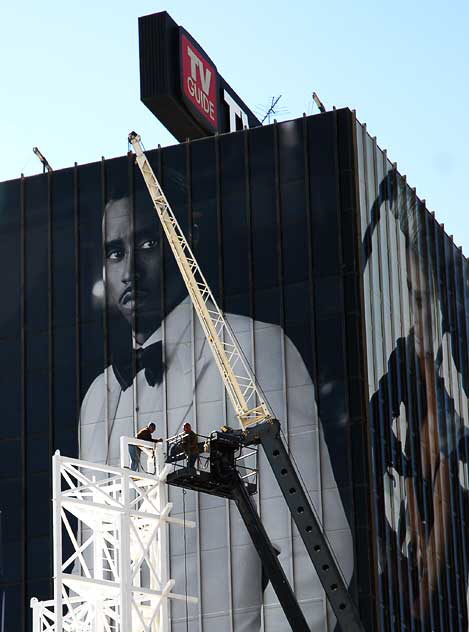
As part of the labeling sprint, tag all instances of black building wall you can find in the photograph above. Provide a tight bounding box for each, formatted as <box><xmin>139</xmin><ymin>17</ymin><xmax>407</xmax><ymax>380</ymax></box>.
<box><xmin>0</xmin><ymin>110</ymin><xmax>374</xmax><ymax>631</ymax></box>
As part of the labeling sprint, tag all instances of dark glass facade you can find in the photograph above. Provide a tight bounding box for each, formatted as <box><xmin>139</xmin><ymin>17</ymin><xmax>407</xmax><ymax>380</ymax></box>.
<box><xmin>6</xmin><ymin>106</ymin><xmax>468</xmax><ymax>631</ymax></box>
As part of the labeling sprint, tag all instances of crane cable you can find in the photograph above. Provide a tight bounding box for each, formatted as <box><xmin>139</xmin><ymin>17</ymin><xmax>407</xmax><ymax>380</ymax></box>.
<box><xmin>182</xmin><ymin>488</ymin><xmax>189</xmax><ymax>632</ymax></box>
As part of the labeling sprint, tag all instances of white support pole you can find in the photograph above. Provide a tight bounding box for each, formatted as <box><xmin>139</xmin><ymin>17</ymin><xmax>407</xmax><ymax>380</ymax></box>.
<box><xmin>92</xmin><ymin>475</ymin><xmax>104</xmax><ymax>632</ymax></box>
<box><xmin>155</xmin><ymin>445</ymin><xmax>170</xmax><ymax>630</ymax></box>
<box><xmin>120</xmin><ymin>468</ymin><xmax>132</xmax><ymax>632</ymax></box>
<box><xmin>52</xmin><ymin>452</ymin><xmax>63</xmax><ymax>632</ymax></box>
<box><xmin>30</xmin><ymin>598</ymin><xmax>39</xmax><ymax>632</ymax></box>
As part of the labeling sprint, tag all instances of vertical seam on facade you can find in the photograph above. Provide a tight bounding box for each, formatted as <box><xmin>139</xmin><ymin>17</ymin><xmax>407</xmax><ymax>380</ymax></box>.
<box><xmin>100</xmin><ymin>157</ymin><xmax>110</xmax><ymax>462</ymax></box>
<box><xmin>20</xmin><ymin>173</ymin><xmax>26</xmax><ymax>631</ymax></box>
<box><xmin>273</xmin><ymin>121</ymin><xmax>295</xmax><ymax>592</ymax></box>
<box><xmin>302</xmin><ymin>113</ymin><xmax>326</xmax><ymax>624</ymax></box>
<box><xmin>186</xmin><ymin>139</ymin><xmax>204</xmax><ymax>632</ymax></box>
<box><xmin>215</xmin><ymin>132</ymin><xmax>235</xmax><ymax>632</ymax></box>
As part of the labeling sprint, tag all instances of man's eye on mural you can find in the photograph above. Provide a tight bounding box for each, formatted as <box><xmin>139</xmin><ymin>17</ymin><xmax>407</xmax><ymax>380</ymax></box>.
<box><xmin>106</xmin><ymin>244</ymin><xmax>125</xmax><ymax>261</ymax></box>
<box><xmin>137</xmin><ymin>238</ymin><xmax>158</xmax><ymax>250</ymax></box>
<box><xmin>413</xmin><ymin>291</ymin><xmax>424</xmax><ymax>310</ymax></box>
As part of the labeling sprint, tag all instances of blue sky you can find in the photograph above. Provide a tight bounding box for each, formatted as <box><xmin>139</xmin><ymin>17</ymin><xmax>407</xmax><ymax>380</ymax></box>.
<box><xmin>2</xmin><ymin>0</ymin><xmax>468</xmax><ymax>251</ymax></box>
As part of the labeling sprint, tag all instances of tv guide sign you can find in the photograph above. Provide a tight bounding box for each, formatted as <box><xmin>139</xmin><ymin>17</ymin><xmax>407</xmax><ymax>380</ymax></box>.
<box><xmin>180</xmin><ymin>31</ymin><xmax>218</xmax><ymax>133</ymax></box>
<box><xmin>138</xmin><ymin>12</ymin><xmax>261</xmax><ymax>141</ymax></box>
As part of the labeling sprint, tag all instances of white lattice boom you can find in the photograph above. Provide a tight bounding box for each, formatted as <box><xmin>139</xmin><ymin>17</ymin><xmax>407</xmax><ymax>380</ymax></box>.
<box><xmin>128</xmin><ymin>132</ymin><xmax>273</xmax><ymax>428</ymax></box>
<box><xmin>30</xmin><ymin>441</ymin><xmax>197</xmax><ymax>632</ymax></box>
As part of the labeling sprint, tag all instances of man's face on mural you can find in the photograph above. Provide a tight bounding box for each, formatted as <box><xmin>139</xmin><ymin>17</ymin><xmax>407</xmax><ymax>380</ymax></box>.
<box><xmin>407</xmin><ymin>247</ymin><xmax>437</xmax><ymax>358</ymax></box>
<box><xmin>104</xmin><ymin>198</ymin><xmax>160</xmax><ymax>343</ymax></box>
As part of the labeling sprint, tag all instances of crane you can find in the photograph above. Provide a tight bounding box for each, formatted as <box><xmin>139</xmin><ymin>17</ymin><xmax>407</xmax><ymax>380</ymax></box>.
<box><xmin>128</xmin><ymin>132</ymin><xmax>366</xmax><ymax>632</ymax></box>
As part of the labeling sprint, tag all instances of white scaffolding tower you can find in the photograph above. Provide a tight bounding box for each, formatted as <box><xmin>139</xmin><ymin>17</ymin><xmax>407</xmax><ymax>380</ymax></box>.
<box><xmin>31</xmin><ymin>439</ymin><xmax>197</xmax><ymax>632</ymax></box>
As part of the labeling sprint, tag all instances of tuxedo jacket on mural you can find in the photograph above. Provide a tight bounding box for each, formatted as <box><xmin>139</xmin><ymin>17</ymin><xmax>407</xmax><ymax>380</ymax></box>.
<box><xmin>371</xmin><ymin>330</ymin><xmax>469</xmax><ymax>629</ymax></box>
<box><xmin>79</xmin><ymin>297</ymin><xmax>353</xmax><ymax>631</ymax></box>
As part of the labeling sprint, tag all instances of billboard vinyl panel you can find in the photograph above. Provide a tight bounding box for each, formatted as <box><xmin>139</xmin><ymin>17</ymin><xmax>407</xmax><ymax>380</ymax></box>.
<box><xmin>357</xmin><ymin>121</ymin><xmax>469</xmax><ymax>631</ymax></box>
<box><xmin>1</xmin><ymin>110</ymin><xmax>372</xmax><ymax>631</ymax></box>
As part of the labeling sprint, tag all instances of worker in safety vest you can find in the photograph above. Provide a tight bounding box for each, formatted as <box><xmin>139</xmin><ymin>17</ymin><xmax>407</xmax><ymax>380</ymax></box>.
<box><xmin>129</xmin><ymin>423</ymin><xmax>162</xmax><ymax>471</ymax></box>
<box><xmin>181</xmin><ymin>422</ymin><xmax>198</xmax><ymax>469</ymax></box>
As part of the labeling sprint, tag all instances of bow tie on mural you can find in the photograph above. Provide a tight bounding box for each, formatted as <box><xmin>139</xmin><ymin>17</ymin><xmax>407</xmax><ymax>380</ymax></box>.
<box><xmin>112</xmin><ymin>341</ymin><xmax>163</xmax><ymax>390</ymax></box>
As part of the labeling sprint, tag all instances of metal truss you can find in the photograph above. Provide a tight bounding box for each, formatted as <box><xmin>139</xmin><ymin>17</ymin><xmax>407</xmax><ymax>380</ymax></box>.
<box><xmin>31</xmin><ymin>441</ymin><xmax>197</xmax><ymax>632</ymax></box>
<box><xmin>128</xmin><ymin>132</ymin><xmax>272</xmax><ymax>428</ymax></box>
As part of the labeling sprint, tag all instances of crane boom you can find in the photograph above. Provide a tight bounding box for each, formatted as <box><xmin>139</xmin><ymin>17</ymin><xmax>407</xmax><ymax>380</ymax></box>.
<box><xmin>128</xmin><ymin>132</ymin><xmax>271</xmax><ymax>427</ymax></box>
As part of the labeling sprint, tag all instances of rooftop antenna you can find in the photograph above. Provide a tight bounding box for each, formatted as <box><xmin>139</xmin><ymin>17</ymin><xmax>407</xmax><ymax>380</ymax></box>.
<box><xmin>312</xmin><ymin>92</ymin><xmax>326</xmax><ymax>113</ymax></box>
<box><xmin>256</xmin><ymin>95</ymin><xmax>288</xmax><ymax>124</ymax></box>
<box><xmin>32</xmin><ymin>147</ymin><xmax>53</xmax><ymax>173</ymax></box>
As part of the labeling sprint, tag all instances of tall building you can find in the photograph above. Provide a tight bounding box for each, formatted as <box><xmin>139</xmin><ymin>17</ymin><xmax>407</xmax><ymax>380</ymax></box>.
<box><xmin>1</xmin><ymin>11</ymin><xmax>468</xmax><ymax>632</ymax></box>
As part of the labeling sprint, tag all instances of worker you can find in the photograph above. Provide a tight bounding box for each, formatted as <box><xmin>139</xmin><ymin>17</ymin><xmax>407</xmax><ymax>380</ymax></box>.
<box><xmin>181</xmin><ymin>422</ymin><xmax>199</xmax><ymax>469</ymax></box>
<box><xmin>129</xmin><ymin>423</ymin><xmax>162</xmax><ymax>471</ymax></box>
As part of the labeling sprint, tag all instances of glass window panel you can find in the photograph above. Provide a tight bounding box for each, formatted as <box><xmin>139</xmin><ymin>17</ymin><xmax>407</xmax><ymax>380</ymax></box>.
<box><xmin>0</xmin><ymin>376</ymin><xmax>21</xmax><ymax>439</ymax></box>
<box><xmin>79</xmin><ymin>219</ymin><xmax>103</xmax><ymax>324</ymax></box>
<box><xmin>80</xmin><ymin>363</ymin><xmax>103</xmax><ymax>403</ymax></box>
<box><xmin>54</xmin><ymin>428</ymin><xmax>78</xmax><ymax>460</ymax></box>
<box><xmin>253</xmin><ymin>287</ymin><xmax>280</xmax><ymax>326</ymax></box>
<box><xmin>25</xmin><ymin>227</ymin><xmax>48</xmax><ymax>334</ymax></box>
<box><xmin>2</xmin><ymin>584</ymin><xmax>22</xmax><ymax>631</ymax></box>
<box><xmin>315</xmin><ymin>314</ymin><xmax>346</xmax><ymax>385</ymax></box>
<box><xmin>27</xmin><ymin>536</ymin><xmax>51</xmax><ymax>580</ymax></box>
<box><xmin>26</xmin><ymin>473</ymin><xmax>50</xmax><ymax>537</ymax></box>
<box><xmin>376</xmin><ymin>149</ymin><xmax>393</xmax><ymax>361</ymax></box>
<box><xmin>0</xmin><ymin>179</ymin><xmax>20</xmax><ymax>234</ymax></box>
<box><xmin>367</xmin><ymin>137</ymin><xmax>385</xmax><ymax>388</ymax></box>
<box><xmin>26</xmin><ymin>436</ymin><xmax>49</xmax><ymax>474</ymax></box>
<box><xmin>251</xmin><ymin>183</ymin><xmax>277</xmax><ymax>291</ymax></box>
<box><xmin>307</xmin><ymin>115</ymin><xmax>340</xmax><ymax>276</ymax></box>
<box><xmin>397</xmin><ymin>176</ymin><xmax>411</xmax><ymax>337</ymax></box>
<box><xmin>2</xmin><ymin>540</ymin><xmax>23</xmax><ymax>582</ymax></box>
<box><xmin>249</xmin><ymin>125</ymin><xmax>277</xmax><ymax>292</ymax></box>
<box><xmin>26</xmin><ymin>579</ymin><xmax>51</xmax><ymax>607</ymax></box>
<box><xmin>105</xmin><ymin>155</ymin><xmax>129</xmax><ymax>202</ymax></box>
<box><xmin>283</xmin><ymin>281</ymin><xmax>311</xmax><ymax>329</ymax></box>
<box><xmin>79</xmin><ymin>321</ymin><xmax>104</xmax><ymax>369</ymax></box>
<box><xmin>0</xmin><ymin>234</ymin><xmax>20</xmax><ymax>336</ymax></box>
<box><xmin>0</xmin><ymin>478</ymin><xmax>22</xmax><ymax>540</ymax></box>
<box><xmin>0</xmin><ymin>337</ymin><xmax>20</xmax><ymax>367</ymax></box>
<box><xmin>52</xmin><ymin>326</ymin><xmax>76</xmax><ymax>371</ymax></box>
<box><xmin>77</xmin><ymin>162</ymin><xmax>101</xmax><ymax>226</ymax></box>
<box><xmin>52</xmin><ymin>327</ymin><xmax>75</xmax><ymax>369</ymax></box>
<box><xmin>53</xmin><ymin>366</ymin><xmax>78</xmax><ymax>431</ymax></box>
<box><xmin>314</xmin><ymin>276</ymin><xmax>343</xmax><ymax>320</ymax></box>
<box><xmin>52</xmin><ymin>223</ymin><xmax>76</xmax><ymax>327</ymax></box>
<box><xmin>51</xmin><ymin>169</ymin><xmax>76</xmax><ymax>330</ymax></box>
<box><xmin>25</xmin><ymin>175</ymin><xmax>49</xmax><ymax>335</ymax></box>
<box><xmin>358</xmin><ymin>129</ymin><xmax>375</xmax><ymax>396</ymax></box>
<box><xmin>27</xmin><ymin>332</ymin><xmax>49</xmax><ymax>371</ymax></box>
<box><xmin>160</xmin><ymin>143</ymin><xmax>189</xmax><ymax>317</ymax></box>
<box><xmin>0</xmin><ymin>440</ymin><xmax>21</xmax><ymax>479</ymax></box>
<box><xmin>281</xmin><ymin>180</ymin><xmax>308</xmax><ymax>284</ymax></box>
<box><xmin>386</xmin><ymin>163</ymin><xmax>403</xmax><ymax>345</ymax></box>
<box><xmin>50</xmin><ymin>167</ymin><xmax>74</xmax><ymax>225</ymax></box>
<box><xmin>278</xmin><ymin>119</ymin><xmax>305</xmax><ymax>183</ymax></box>
<box><xmin>355</xmin><ymin>120</ymin><xmax>368</xmax><ymax>240</ymax></box>
<box><xmin>26</xmin><ymin>369</ymin><xmax>49</xmax><ymax>435</ymax></box>
<box><xmin>191</xmin><ymin>137</ymin><xmax>219</xmax><ymax>300</ymax></box>
<box><xmin>219</xmin><ymin>133</ymin><xmax>249</xmax><ymax>297</ymax></box>
<box><xmin>224</xmin><ymin>293</ymin><xmax>250</xmax><ymax>319</ymax></box>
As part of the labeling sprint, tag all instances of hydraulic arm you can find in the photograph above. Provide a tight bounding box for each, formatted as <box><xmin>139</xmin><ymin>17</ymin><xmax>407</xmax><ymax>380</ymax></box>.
<box><xmin>128</xmin><ymin>132</ymin><xmax>366</xmax><ymax>632</ymax></box>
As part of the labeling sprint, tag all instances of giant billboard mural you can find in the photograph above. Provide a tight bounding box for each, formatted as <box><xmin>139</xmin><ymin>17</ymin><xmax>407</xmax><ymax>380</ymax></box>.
<box><xmin>357</xmin><ymin>121</ymin><xmax>469</xmax><ymax>631</ymax></box>
<box><xmin>0</xmin><ymin>110</ymin><xmax>374</xmax><ymax>631</ymax></box>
